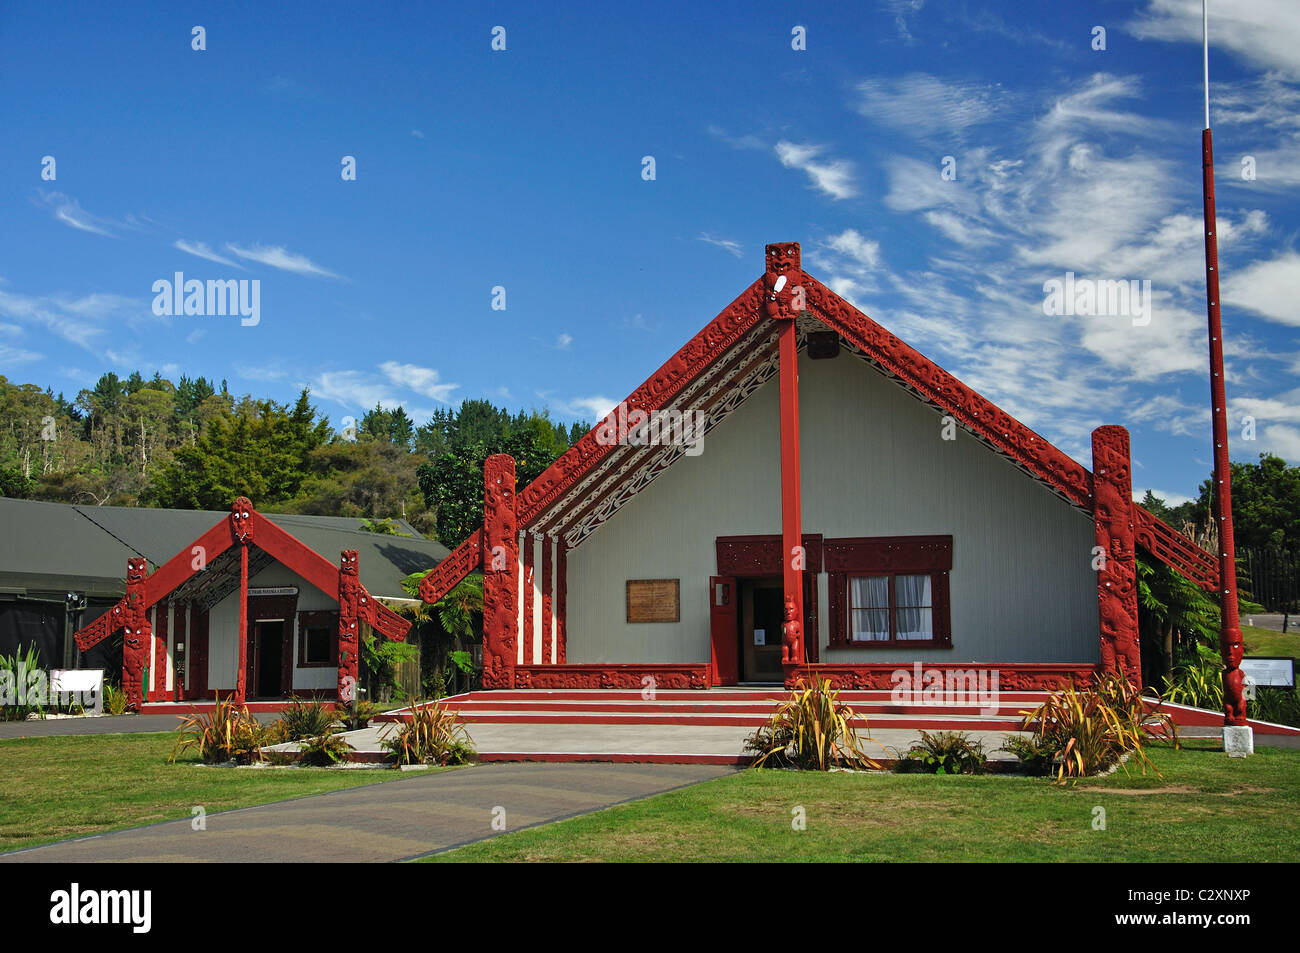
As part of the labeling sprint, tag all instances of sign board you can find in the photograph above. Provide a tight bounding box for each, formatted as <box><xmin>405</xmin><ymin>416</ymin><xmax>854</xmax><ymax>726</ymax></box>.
<box><xmin>626</xmin><ymin>579</ymin><xmax>680</xmax><ymax>623</ymax></box>
<box><xmin>754</xmin><ymin>628</ymin><xmax>766</xmax><ymax>646</ymax></box>
<box><xmin>1240</xmin><ymin>657</ymin><xmax>1295</xmax><ymax>688</ymax></box>
<box><xmin>248</xmin><ymin>587</ymin><xmax>299</xmax><ymax>597</ymax></box>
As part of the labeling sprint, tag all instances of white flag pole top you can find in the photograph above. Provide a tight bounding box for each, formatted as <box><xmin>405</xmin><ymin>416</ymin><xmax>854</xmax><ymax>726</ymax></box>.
<box><xmin>1204</xmin><ymin>0</ymin><xmax>1211</xmax><ymax>128</ymax></box>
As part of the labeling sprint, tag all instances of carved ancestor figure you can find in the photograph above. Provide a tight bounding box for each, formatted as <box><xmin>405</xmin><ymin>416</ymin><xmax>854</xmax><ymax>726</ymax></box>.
<box><xmin>122</xmin><ymin>556</ymin><xmax>150</xmax><ymax>710</ymax></box>
<box><xmin>781</xmin><ymin>595</ymin><xmax>802</xmax><ymax>665</ymax></box>
<box><xmin>337</xmin><ymin>550</ymin><xmax>361</xmax><ymax>702</ymax></box>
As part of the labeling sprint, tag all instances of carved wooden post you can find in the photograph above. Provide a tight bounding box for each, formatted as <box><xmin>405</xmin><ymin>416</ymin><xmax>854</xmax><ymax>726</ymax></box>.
<box><xmin>555</xmin><ymin>538</ymin><xmax>567</xmax><ymax>664</ymax></box>
<box><xmin>1092</xmin><ymin>426</ymin><xmax>1142</xmax><ymax>684</ymax></box>
<box><xmin>766</xmin><ymin>242</ymin><xmax>806</xmax><ymax>682</ymax></box>
<box><xmin>122</xmin><ymin>557</ymin><xmax>150</xmax><ymax>710</ymax></box>
<box><xmin>338</xmin><ymin>550</ymin><xmax>361</xmax><ymax>702</ymax></box>
<box><xmin>229</xmin><ymin>498</ymin><xmax>255</xmax><ymax>706</ymax></box>
<box><xmin>483</xmin><ymin>454</ymin><xmax>519</xmax><ymax>689</ymax></box>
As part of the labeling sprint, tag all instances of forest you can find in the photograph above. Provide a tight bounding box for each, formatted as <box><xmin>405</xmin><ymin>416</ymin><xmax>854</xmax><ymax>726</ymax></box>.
<box><xmin>0</xmin><ymin>371</ymin><xmax>588</xmax><ymax>547</ymax></box>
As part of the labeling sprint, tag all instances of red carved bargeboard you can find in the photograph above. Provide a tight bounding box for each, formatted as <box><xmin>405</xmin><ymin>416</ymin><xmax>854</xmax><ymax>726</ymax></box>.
<box><xmin>513</xmin><ymin>664</ymin><xmax>712</xmax><ymax>691</ymax></box>
<box><xmin>787</xmin><ymin>663</ymin><xmax>1100</xmax><ymax>693</ymax></box>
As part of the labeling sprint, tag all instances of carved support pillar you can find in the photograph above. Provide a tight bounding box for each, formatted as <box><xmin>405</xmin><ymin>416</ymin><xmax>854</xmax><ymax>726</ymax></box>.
<box><xmin>766</xmin><ymin>242</ymin><xmax>806</xmax><ymax>672</ymax></box>
<box><xmin>1092</xmin><ymin>426</ymin><xmax>1141</xmax><ymax>684</ymax></box>
<box><xmin>556</xmin><ymin>537</ymin><xmax>567</xmax><ymax>664</ymax></box>
<box><xmin>338</xmin><ymin>550</ymin><xmax>361</xmax><ymax>702</ymax></box>
<box><xmin>483</xmin><ymin>454</ymin><xmax>519</xmax><ymax>689</ymax></box>
<box><xmin>122</xmin><ymin>557</ymin><xmax>150</xmax><ymax>711</ymax></box>
<box><xmin>523</xmin><ymin>532</ymin><xmax>535</xmax><ymax>665</ymax></box>
<box><xmin>229</xmin><ymin>497</ymin><xmax>254</xmax><ymax>706</ymax></box>
<box><xmin>541</xmin><ymin>535</ymin><xmax>554</xmax><ymax>665</ymax></box>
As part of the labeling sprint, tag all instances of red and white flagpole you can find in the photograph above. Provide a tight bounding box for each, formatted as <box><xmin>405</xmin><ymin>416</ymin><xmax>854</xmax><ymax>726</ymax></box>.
<box><xmin>1199</xmin><ymin>1</ymin><xmax>1251</xmax><ymax>752</ymax></box>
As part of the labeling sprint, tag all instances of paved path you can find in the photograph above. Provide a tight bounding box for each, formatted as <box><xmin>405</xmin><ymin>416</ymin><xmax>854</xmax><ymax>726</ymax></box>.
<box><xmin>0</xmin><ymin>762</ymin><xmax>733</xmax><ymax>863</ymax></box>
<box><xmin>0</xmin><ymin>713</ymin><xmax>277</xmax><ymax>739</ymax></box>
<box><xmin>1244</xmin><ymin>613</ymin><xmax>1299</xmax><ymax>635</ymax></box>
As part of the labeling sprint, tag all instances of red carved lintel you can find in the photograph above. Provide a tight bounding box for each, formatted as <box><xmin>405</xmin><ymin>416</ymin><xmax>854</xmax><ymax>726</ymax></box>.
<box><xmin>1091</xmin><ymin>426</ymin><xmax>1141</xmax><ymax>684</ymax></box>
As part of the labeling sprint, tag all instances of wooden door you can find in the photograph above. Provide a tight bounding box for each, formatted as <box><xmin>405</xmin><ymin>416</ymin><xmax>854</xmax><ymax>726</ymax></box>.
<box><xmin>709</xmin><ymin>576</ymin><xmax>738</xmax><ymax>685</ymax></box>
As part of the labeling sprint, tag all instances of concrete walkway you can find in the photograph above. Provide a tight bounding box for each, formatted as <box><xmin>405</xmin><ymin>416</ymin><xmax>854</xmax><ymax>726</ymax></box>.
<box><xmin>0</xmin><ymin>761</ymin><xmax>733</xmax><ymax>863</ymax></box>
<box><xmin>0</xmin><ymin>712</ymin><xmax>278</xmax><ymax>739</ymax></box>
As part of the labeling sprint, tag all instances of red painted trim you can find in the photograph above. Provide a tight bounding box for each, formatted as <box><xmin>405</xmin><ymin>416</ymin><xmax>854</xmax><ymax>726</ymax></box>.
<box><xmin>715</xmin><ymin>534</ymin><xmax>823</xmax><ymax>576</ymax></box>
<box><xmin>1091</xmin><ymin>427</ymin><xmax>1141</xmax><ymax>683</ymax></box>
<box><xmin>417</xmin><ymin>529</ymin><xmax>483</xmax><ymax>604</ymax></box>
<box><xmin>142</xmin><ymin>520</ymin><xmax>235</xmax><ymax>609</ymax></box>
<box><xmin>153</xmin><ymin>603</ymin><xmax>169</xmax><ymax>699</ymax></box>
<box><xmin>770</xmin><ymin>243</ymin><xmax>806</xmax><ymax>672</ymax></box>
<box><xmin>824</xmin><ymin>535</ymin><xmax>953</xmax><ymax>573</ymax></box>
<box><xmin>483</xmin><ymin>454</ymin><xmax>519</xmax><ymax>688</ymax></box>
<box><xmin>513</xmin><ymin>664</ymin><xmax>711</xmax><ymax>690</ymax></box>
<box><xmin>523</xmin><ymin>533</ymin><xmax>535</xmax><ymax>665</ymax></box>
<box><xmin>788</xmin><ymin>662</ymin><xmax>1100</xmax><ymax>693</ymax></box>
<box><xmin>555</xmin><ymin>538</ymin><xmax>567</xmax><ymax>665</ymax></box>
<box><xmin>541</xmin><ymin>536</ymin><xmax>554</xmax><ymax>665</ymax></box>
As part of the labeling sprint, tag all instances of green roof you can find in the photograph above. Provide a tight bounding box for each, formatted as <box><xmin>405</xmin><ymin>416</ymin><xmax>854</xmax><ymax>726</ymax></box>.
<box><xmin>0</xmin><ymin>498</ymin><xmax>449</xmax><ymax>600</ymax></box>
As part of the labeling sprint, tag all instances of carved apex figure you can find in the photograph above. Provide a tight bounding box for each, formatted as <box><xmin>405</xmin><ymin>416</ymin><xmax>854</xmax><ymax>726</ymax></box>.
<box><xmin>781</xmin><ymin>594</ymin><xmax>802</xmax><ymax>665</ymax></box>
<box><xmin>229</xmin><ymin>496</ymin><xmax>255</xmax><ymax>543</ymax></box>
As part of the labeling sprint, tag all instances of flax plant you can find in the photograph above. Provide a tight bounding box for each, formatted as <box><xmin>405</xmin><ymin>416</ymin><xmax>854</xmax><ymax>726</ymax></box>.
<box><xmin>746</xmin><ymin>678</ymin><xmax>879</xmax><ymax>771</ymax></box>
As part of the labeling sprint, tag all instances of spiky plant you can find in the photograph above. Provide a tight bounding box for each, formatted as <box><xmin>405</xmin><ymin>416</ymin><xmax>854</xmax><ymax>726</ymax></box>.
<box><xmin>381</xmin><ymin>701</ymin><xmax>475</xmax><ymax>766</ymax></box>
<box><xmin>745</xmin><ymin>678</ymin><xmax>879</xmax><ymax>771</ymax></box>
<box><xmin>170</xmin><ymin>695</ymin><xmax>264</xmax><ymax>765</ymax></box>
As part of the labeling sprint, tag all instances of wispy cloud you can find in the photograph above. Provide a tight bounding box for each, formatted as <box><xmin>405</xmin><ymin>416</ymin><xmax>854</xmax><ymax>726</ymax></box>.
<box><xmin>555</xmin><ymin>333</ymin><xmax>573</xmax><ymax>350</ymax></box>
<box><xmin>379</xmin><ymin>361</ymin><xmax>459</xmax><ymax>403</ymax></box>
<box><xmin>34</xmin><ymin>191</ymin><xmax>116</xmax><ymax>237</ymax></box>
<box><xmin>774</xmin><ymin>141</ymin><xmax>857</xmax><ymax>200</ymax></box>
<box><xmin>697</xmin><ymin>233</ymin><xmax>743</xmax><ymax>258</ymax></box>
<box><xmin>1129</xmin><ymin>0</ymin><xmax>1300</xmax><ymax>81</ymax></box>
<box><xmin>225</xmin><ymin>243</ymin><xmax>341</xmax><ymax>278</ymax></box>
<box><xmin>854</xmin><ymin>74</ymin><xmax>1004</xmax><ymax>138</ymax></box>
<box><xmin>175</xmin><ymin>240</ymin><xmax>244</xmax><ymax>268</ymax></box>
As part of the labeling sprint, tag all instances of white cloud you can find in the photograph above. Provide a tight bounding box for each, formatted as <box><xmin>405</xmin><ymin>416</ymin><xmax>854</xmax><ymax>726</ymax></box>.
<box><xmin>1129</xmin><ymin>0</ymin><xmax>1300</xmax><ymax>81</ymax></box>
<box><xmin>555</xmin><ymin>333</ymin><xmax>573</xmax><ymax>350</ymax></box>
<box><xmin>854</xmin><ymin>73</ymin><xmax>1003</xmax><ymax>137</ymax></box>
<box><xmin>697</xmin><ymin>234</ymin><xmax>743</xmax><ymax>258</ymax></box>
<box><xmin>225</xmin><ymin>243</ymin><xmax>341</xmax><ymax>278</ymax></box>
<box><xmin>34</xmin><ymin>191</ymin><xmax>116</xmax><ymax>237</ymax></box>
<box><xmin>378</xmin><ymin>361</ymin><xmax>459</xmax><ymax>403</ymax></box>
<box><xmin>774</xmin><ymin>141</ymin><xmax>857</xmax><ymax>200</ymax></box>
<box><xmin>564</xmin><ymin>395</ymin><xmax>618</xmax><ymax>423</ymax></box>
<box><xmin>1222</xmin><ymin>251</ymin><xmax>1300</xmax><ymax>325</ymax></box>
<box><xmin>175</xmin><ymin>240</ymin><xmax>244</xmax><ymax>268</ymax></box>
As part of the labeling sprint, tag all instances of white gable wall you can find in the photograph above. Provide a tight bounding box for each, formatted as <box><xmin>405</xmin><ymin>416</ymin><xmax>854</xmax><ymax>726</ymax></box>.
<box><xmin>565</xmin><ymin>349</ymin><xmax>1100</xmax><ymax>665</ymax></box>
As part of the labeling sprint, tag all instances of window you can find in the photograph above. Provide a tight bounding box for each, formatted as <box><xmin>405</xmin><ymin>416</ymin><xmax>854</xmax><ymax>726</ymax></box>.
<box><xmin>849</xmin><ymin>574</ymin><xmax>934</xmax><ymax>643</ymax></box>
<box><xmin>826</xmin><ymin>536</ymin><xmax>952</xmax><ymax>649</ymax></box>
<box><xmin>297</xmin><ymin>611</ymin><xmax>339</xmax><ymax>667</ymax></box>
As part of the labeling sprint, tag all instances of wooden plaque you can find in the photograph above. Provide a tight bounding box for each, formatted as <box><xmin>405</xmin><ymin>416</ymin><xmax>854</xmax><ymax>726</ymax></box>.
<box><xmin>626</xmin><ymin>579</ymin><xmax>680</xmax><ymax>623</ymax></box>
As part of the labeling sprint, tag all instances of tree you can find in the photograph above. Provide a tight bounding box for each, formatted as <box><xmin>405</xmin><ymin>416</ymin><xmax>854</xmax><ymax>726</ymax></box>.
<box><xmin>1196</xmin><ymin>453</ymin><xmax>1300</xmax><ymax>551</ymax></box>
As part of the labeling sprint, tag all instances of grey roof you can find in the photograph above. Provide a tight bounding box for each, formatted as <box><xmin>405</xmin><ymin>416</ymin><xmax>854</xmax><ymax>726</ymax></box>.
<box><xmin>0</xmin><ymin>498</ymin><xmax>448</xmax><ymax>600</ymax></box>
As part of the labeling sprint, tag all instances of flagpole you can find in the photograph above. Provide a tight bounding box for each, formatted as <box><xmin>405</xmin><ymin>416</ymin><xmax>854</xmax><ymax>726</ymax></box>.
<box><xmin>1200</xmin><ymin>0</ymin><xmax>1251</xmax><ymax>752</ymax></box>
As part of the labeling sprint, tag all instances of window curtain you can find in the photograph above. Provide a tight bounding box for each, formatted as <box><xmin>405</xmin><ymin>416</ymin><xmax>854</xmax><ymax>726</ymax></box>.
<box><xmin>850</xmin><ymin>576</ymin><xmax>889</xmax><ymax>641</ymax></box>
<box><xmin>894</xmin><ymin>574</ymin><xmax>933</xmax><ymax>640</ymax></box>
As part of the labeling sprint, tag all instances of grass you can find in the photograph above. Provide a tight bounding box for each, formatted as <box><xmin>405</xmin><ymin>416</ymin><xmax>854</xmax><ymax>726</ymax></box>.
<box><xmin>1242</xmin><ymin>623</ymin><xmax>1300</xmax><ymax>660</ymax></box>
<box><xmin>0</xmin><ymin>731</ymin><xmax>442</xmax><ymax>853</ymax></box>
<box><xmin>422</xmin><ymin>741</ymin><xmax>1300</xmax><ymax>862</ymax></box>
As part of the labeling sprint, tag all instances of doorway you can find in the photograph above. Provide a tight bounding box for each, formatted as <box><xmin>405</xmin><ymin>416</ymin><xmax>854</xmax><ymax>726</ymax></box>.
<box><xmin>739</xmin><ymin>578</ymin><xmax>785</xmax><ymax>682</ymax></box>
<box><xmin>253</xmin><ymin>620</ymin><xmax>285</xmax><ymax>699</ymax></box>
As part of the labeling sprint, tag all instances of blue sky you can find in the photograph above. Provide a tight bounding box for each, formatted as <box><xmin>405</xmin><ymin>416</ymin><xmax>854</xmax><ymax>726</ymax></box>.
<box><xmin>1</xmin><ymin>0</ymin><xmax>1297</xmax><ymax>505</ymax></box>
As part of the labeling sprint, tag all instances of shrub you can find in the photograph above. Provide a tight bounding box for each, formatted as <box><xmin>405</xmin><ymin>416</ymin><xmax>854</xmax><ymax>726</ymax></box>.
<box><xmin>1250</xmin><ymin>686</ymin><xmax>1300</xmax><ymax>727</ymax></box>
<box><xmin>273</xmin><ymin>696</ymin><xmax>338</xmax><ymax>740</ymax></box>
<box><xmin>0</xmin><ymin>644</ymin><xmax>45</xmax><ymax>721</ymax></box>
<box><xmin>744</xmin><ymin>679</ymin><xmax>879</xmax><ymax>771</ymax></box>
<box><xmin>297</xmin><ymin>732</ymin><xmax>354</xmax><ymax>766</ymax></box>
<box><xmin>103</xmin><ymin>683</ymin><xmax>128</xmax><ymax>716</ymax></box>
<box><xmin>1162</xmin><ymin>642</ymin><xmax>1224</xmax><ymax>711</ymax></box>
<box><xmin>1017</xmin><ymin>672</ymin><xmax>1177</xmax><ymax>782</ymax></box>
<box><xmin>896</xmin><ymin>730</ymin><xmax>987</xmax><ymax>775</ymax></box>
<box><xmin>171</xmin><ymin>695</ymin><xmax>264</xmax><ymax>765</ymax></box>
<box><xmin>331</xmin><ymin>699</ymin><xmax>382</xmax><ymax>732</ymax></box>
<box><xmin>997</xmin><ymin>734</ymin><xmax>1056</xmax><ymax>776</ymax></box>
<box><xmin>381</xmin><ymin>702</ymin><xmax>475</xmax><ymax>766</ymax></box>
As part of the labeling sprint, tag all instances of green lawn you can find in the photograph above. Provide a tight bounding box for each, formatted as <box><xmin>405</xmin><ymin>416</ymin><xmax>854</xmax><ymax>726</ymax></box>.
<box><xmin>0</xmin><ymin>732</ymin><xmax>441</xmax><ymax>853</ymax></box>
<box><xmin>423</xmin><ymin>741</ymin><xmax>1300</xmax><ymax>862</ymax></box>
<box><xmin>1242</xmin><ymin>624</ymin><xmax>1300</xmax><ymax>659</ymax></box>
